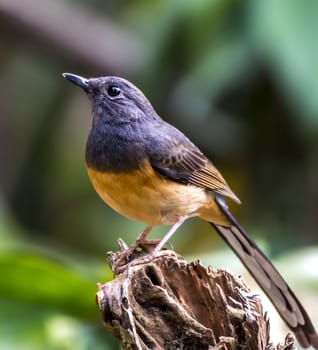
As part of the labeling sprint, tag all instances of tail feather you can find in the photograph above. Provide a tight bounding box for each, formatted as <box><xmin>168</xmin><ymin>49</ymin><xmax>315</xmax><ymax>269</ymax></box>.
<box><xmin>211</xmin><ymin>195</ymin><xmax>318</xmax><ymax>349</ymax></box>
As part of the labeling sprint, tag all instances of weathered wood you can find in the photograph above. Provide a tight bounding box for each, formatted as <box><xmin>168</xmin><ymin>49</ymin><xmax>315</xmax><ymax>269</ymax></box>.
<box><xmin>96</xmin><ymin>243</ymin><xmax>296</xmax><ymax>350</ymax></box>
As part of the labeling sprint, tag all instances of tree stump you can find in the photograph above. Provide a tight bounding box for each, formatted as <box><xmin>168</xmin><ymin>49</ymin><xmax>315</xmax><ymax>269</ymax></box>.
<box><xmin>96</xmin><ymin>242</ymin><xmax>296</xmax><ymax>350</ymax></box>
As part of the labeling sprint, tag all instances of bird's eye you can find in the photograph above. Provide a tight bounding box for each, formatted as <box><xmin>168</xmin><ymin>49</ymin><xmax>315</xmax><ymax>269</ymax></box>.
<box><xmin>107</xmin><ymin>85</ymin><xmax>121</xmax><ymax>97</ymax></box>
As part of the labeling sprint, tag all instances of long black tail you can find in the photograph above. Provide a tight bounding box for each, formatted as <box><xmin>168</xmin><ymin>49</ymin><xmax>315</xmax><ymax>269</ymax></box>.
<box><xmin>211</xmin><ymin>195</ymin><xmax>318</xmax><ymax>349</ymax></box>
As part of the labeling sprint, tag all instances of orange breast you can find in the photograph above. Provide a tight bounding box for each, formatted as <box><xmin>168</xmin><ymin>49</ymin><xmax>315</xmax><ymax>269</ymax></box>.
<box><xmin>86</xmin><ymin>162</ymin><xmax>228</xmax><ymax>226</ymax></box>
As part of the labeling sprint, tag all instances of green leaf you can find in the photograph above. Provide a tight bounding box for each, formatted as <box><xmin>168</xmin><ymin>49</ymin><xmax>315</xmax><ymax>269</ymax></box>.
<box><xmin>0</xmin><ymin>246</ymin><xmax>112</xmax><ymax>319</ymax></box>
<box><xmin>248</xmin><ymin>0</ymin><xmax>318</xmax><ymax>126</ymax></box>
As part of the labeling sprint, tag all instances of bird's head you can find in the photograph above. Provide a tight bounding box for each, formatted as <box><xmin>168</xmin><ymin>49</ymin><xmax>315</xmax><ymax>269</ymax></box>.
<box><xmin>63</xmin><ymin>73</ymin><xmax>157</xmax><ymax>125</ymax></box>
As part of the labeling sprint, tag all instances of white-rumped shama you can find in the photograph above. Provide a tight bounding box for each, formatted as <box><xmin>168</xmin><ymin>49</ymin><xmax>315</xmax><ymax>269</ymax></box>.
<box><xmin>63</xmin><ymin>72</ymin><xmax>318</xmax><ymax>349</ymax></box>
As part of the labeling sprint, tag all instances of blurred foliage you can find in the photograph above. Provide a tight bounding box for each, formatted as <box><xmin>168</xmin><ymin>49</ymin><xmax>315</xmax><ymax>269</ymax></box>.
<box><xmin>0</xmin><ymin>0</ymin><xmax>318</xmax><ymax>348</ymax></box>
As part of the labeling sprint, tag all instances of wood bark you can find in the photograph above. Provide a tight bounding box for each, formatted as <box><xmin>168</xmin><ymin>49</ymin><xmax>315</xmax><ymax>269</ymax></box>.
<box><xmin>96</xmin><ymin>242</ymin><xmax>296</xmax><ymax>350</ymax></box>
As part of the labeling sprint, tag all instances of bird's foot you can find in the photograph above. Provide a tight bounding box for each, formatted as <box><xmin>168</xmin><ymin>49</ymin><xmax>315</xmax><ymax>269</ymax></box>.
<box><xmin>114</xmin><ymin>226</ymin><xmax>153</xmax><ymax>266</ymax></box>
<box><xmin>110</xmin><ymin>219</ymin><xmax>185</xmax><ymax>274</ymax></box>
<box><xmin>113</xmin><ymin>238</ymin><xmax>173</xmax><ymax>271</ymax></box>
<box><xmin>115</xmin><ymin>239</ymin><xmax>156</xmax><ymax>264</ymax></box>
<box><xmin>114</xmin><ymin>248</ymin><xmax>178</xmax><ymax>274</ymax></box>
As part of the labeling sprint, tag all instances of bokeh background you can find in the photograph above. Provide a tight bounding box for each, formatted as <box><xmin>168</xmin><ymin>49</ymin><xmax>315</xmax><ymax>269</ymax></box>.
<box><xmin>1</xmin><ymin>0</ymin><xmax>318</xmax><ymax>349</ymax></box>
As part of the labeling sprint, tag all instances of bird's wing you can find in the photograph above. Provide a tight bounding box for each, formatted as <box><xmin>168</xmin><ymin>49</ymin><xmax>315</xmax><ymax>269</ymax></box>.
<box><xmin>147</xmin><ymin>125</ymin><xmax>240</xmax><ymax>203</ymax></box>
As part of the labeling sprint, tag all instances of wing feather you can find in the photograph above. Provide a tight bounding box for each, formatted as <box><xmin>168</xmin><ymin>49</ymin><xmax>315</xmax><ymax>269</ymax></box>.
<box><xmin>147</xmin><ymin>123</ymin><xmax>240</xmax><ymax>203</ymax></box>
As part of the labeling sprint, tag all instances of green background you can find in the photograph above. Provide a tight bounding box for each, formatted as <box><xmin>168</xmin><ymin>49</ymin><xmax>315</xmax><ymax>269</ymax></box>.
<box><xmin>0</xmin><ymin>0</ymin><xmax>317</xmax><ymax>348</ymax></box>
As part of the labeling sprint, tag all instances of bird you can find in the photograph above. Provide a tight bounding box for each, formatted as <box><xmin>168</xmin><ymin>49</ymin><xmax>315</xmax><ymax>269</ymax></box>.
<box><xmin>63</xmin><ymin>72</ymin><xmax>318</xmax><ymax>349</ymax></box>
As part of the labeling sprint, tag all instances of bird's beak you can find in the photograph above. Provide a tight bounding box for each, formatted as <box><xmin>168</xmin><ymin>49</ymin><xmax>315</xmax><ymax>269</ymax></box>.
<box><xmin>62</xmin><ymin>73</ymin><xmax>89</xmax><ymax>91</ymax></box>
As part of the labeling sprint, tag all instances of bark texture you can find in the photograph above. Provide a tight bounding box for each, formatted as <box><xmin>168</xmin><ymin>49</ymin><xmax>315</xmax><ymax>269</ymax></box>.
<box><xmin>96</xmin><ymin>244</ymin><xmax>296</xmax><ymax>350</ymax></box>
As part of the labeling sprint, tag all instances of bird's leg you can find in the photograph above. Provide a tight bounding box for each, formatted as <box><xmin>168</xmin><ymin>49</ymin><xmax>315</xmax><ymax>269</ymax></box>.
<box><xmin>152</xmin><ymin>216</ymin><xmax>187</xmax><ymax>253</ymax></box>
<box><xmin>116</xmin><ymin>225</ymin><xmax>153</xmax><ymax>265</ymax></box>
<box><xmin>116</xmin><ymin>216</ymin><xmax>188</xmax><ymax>272</ymax></box>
